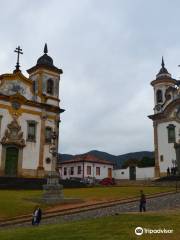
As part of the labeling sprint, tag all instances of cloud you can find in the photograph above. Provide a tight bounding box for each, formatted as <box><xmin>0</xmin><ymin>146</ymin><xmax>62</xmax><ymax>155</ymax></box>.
<box><xmin>0</xmin><ymin>0</ymin><xmax>180</xmax><ymax>154</ymax></box>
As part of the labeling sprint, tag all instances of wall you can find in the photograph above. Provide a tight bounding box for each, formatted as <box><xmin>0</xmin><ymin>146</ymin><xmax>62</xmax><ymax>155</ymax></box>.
<box><xmin>60</xmin><ymin>162</ymin><xmax>114</xmax><ymax>180</ymax></box>
<box><xmin>114</xmin><ymin>166</ymin><xmax>155</xmax><ymax>180</ymax></box>
<box><xmin>60</xmin><ymin>162</ymin><xmax>84</xmax><ymax>179</ymax></box>
<box><xmin>157</xmin><ymin>121</ymin><xmax>178</xmax><ymax>173</ymax></box>
<box><xmin>113</xmin><ymin>168</ymin><xmax>129</xmax><ymax>180</ymax></box>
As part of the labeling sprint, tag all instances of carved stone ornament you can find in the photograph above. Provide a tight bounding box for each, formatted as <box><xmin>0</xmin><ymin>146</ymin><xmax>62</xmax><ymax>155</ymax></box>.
<box><xmin>1</xmin><ymin>118</ymin><xmax>25</xmax><ymax>147</ymax></box>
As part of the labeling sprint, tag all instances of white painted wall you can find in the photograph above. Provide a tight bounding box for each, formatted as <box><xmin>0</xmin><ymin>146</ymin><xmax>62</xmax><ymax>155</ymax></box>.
<box><xmin>60</xmin><ymin>162</ymin><xmax>113</xmax><ymax>180</ymax></box>
<box><xmin>114</xmin><ymin>167</ymin><xmax>154</xmax><ymax>180</ymax></box>
<box><xmin>60</xmin><ymin>162</ymin><xmax>84</xmax><ymax>179</ymax></box>
<box><xmin>136</xmin><ymin>167</ymin><xmax>154</xmax><ymax>180</ymax></box>
<box><xmin>19</xmin><ymin>113</ymin><xmax>41</xmax><ymax>169</ymax></box>
<box><xmin>157</xmin><ymin>121</ymin><xmax>178</xmax><ymax>173</ymax></box>
<box><xmin>113</xmin><ymin>168</ymin><xmax>129</xmax><ymax>179</ymax></box>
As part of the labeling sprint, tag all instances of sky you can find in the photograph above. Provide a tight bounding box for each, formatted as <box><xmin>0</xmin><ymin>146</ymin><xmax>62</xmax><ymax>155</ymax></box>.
<box><xmin>1</xmin><ymin>0</ymin><xmax>180</xmax><ymax>155</ymax></box>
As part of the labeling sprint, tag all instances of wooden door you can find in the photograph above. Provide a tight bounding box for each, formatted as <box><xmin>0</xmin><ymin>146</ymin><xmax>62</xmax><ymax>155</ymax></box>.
<box><xmin>108</xmin><ymin>168</ymin><xmax>112</xmax><ymax>178</ymax></box>
<box><xmin>5</xmin><ymin>147</ymin><xmax>19</xmax><ymax>176</ymax></box>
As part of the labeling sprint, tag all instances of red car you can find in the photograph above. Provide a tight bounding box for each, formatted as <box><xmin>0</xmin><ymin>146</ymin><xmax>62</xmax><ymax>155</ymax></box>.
<box><xmin>100</xmin><ymin>178</ymin><xmax>114</xmax><ymax>186</ymax></box>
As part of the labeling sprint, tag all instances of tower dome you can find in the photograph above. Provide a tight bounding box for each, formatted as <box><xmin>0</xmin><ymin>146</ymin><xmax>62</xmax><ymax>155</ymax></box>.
<box><xmin>156</xmin><ymin>57</ymin><xmax>171</xmax><ymax>79</ymax></box>
<box><xmin>27</xmin><ymin>43</ymin><xmax>63</xmax><ymax>75</ymax></box>
<box><xmin>37</xmin><ymin>43</ymin><xmax>53</xmax><ymax>66</ymax></box>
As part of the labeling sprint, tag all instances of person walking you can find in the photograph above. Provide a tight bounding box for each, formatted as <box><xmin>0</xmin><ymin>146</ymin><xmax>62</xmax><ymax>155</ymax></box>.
<box><xmin>167</xmin><ymin>167</ymin><xmax>170</xmax><ymax>176</ymax></box>
<box><xmin>139</xmin><ymin>190</ymin><xmax>146</xmax><ymax>212</ymax></box>
<box><xmin>32</xmin><ymin>206</ymin><xmax>42</xmax><ymax>226</ymax></box>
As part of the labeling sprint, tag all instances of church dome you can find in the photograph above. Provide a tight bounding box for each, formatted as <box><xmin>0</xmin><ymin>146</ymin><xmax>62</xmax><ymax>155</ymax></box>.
<box><xmin>27</xmin><ymin>43</ymin><xmax>63</xmax><ymax>75</ymax></box>
<box><xmin>156</xmin><ymin>57</ymin><xmax>171</xmax><ymax>79</ymax></box>
<box><xmin>36</xmin><ymin>43</ymin><xmax>53</xmax><ymax>66</ymax></box>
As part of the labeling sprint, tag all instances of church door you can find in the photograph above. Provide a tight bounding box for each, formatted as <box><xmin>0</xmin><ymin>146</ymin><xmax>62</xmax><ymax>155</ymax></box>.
<box><xmin>5</xmin><ymin>147</ymin><xmax>19</xmax><ymax>176</ymax></box>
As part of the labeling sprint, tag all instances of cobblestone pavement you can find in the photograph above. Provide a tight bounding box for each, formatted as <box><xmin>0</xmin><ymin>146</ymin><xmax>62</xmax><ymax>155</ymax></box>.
<box><xmin>41</xmin><ymin>192</ymin><xmax>180</xmax><ymax>225</ymax></box>
<box><xmin>4</xmin><ymin>192</ymin><xmax>180</xmax><ymax>228</ymax></box>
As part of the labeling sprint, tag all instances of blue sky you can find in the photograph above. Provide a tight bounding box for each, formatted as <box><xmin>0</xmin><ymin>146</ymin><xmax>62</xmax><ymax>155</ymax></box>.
<box><xmin>1</xmin><ymin>0</ymin><xmax>180</xmax><ymax>155</ymax></box>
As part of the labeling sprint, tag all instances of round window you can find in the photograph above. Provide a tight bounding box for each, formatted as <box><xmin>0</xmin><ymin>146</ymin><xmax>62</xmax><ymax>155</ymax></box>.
<box><xmin>46</xmin><ymin>158</ymin><xmax>51</xmax><ymax>164</ymax></box>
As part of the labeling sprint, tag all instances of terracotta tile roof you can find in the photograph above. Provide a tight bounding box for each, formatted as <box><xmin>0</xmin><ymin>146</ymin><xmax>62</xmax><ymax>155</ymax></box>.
<box><xmin>60</xmin><ymin>154</ymin><xmax>113</xmax><ymax>165</ymax></box>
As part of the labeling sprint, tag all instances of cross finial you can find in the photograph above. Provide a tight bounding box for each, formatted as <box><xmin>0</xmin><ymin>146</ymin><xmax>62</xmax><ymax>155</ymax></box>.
<box><xmin>14</xmin><ymin>46</ymin><xmax>23</xmax><ymax>72</ymax></box>
<box><xmin>161</xmin><ymin>56</ymin><xmax>165</xmax><ymax>68</ymax></box>
<box><xmin>44</xmin><ymin>43</ymin><xmax>48</xmax><ymax>54</ymax></box>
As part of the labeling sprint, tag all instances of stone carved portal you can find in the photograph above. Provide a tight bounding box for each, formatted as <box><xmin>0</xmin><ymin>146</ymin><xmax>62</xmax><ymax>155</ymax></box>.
<box><xmin>1</xmin><ymin>118</ymin><xmax>25</xmax><ymax>147</ymax></box>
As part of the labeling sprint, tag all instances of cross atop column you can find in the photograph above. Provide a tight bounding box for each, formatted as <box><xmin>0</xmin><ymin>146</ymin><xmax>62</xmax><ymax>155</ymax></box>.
<box><xmin>14</xmin><ymin>46</ymin><xmax>23</xmax><ymax>72</ymax></box>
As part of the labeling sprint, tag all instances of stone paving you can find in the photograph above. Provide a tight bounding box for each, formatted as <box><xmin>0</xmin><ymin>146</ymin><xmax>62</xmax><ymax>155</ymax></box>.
<box><xmin>3</xmin><ymin>192</ymin><xmax>180</xmax><ymax>228</ymax></box>
<box><xmin>41</xmin><ymin>192</ymin><xmax>180</xmax><ymax>226</ymax></box>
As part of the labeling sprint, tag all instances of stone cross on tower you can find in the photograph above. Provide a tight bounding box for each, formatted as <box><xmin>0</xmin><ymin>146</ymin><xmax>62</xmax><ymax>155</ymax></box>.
<box><xmin>14</xmin><ymin>46</ymin><xmax>23</xmax><ymax>72</ymax></box>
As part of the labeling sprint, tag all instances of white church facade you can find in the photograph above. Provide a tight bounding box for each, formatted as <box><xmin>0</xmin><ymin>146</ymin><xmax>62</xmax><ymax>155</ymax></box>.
<box><xmin>0</xmin><ymin>44</ymin><xmax>64</xmax><ymax>178</ymax></box>
<box><xmin>149</xmin><ymin>58</ymin><xmax>180</xmax><ymax>177</ymax></box>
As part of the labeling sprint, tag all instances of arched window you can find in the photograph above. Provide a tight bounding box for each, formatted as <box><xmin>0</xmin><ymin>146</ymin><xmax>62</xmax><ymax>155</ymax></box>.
<box><xmin>167</xmin><ymin>124</ymin><xmax>176</xmax><ymax>143</ymax></box>
<box><xmin>45</xmin><ymin>127</ymin><xmax>52</xmax><ymax>143</ymax></box>
<box><xmin>156</xmin><ymin>89</ymin><xmax>163</xmax><ymax>103</ymax></box>
<box><xmin>47</xmin><ymin>79</ymin><xmax>54</xmax><ymax>95</ymax></box>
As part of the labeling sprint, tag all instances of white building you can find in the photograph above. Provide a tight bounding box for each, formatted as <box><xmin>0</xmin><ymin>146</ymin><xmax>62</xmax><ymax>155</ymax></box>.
<box><xmin>60</xmin><ymin>154</ymin><xmax>114</xmax><ymax>180</ymax></box>
<box><xmin>149</xmin><ymin>57</ymin><xmax>180</xmax><ymax>177</ymax></box>
<box><xmin>0</xmin><ymin>44</ymin><xmax>64</xmax><ymax>178</ymax></box>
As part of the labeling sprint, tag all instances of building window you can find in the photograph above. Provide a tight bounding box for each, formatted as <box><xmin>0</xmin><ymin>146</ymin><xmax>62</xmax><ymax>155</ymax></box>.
<box><xmin>96</xmin><ymin>167</ymin><xmax>100</xmax><ymax>176</ymax></box>
<box><xmin>27</xmin><ymin>121</ymin><xmax>37</xmax><ymax>141</ymax></box>
<box><xmin>47</xmin><ymin>79</ymin><xmax>54</xmax><ymax>95</ymax></box>
<box><xmin>87</xmin><ymin>166</ymin><xmax>91</xmax><ymax>175</ymax></box>
<box><xmin>45</xmin><ymin>127</ymin><xmax>52</xmax><ymax>143</ymax></box>
<box><xmin>156</xmin><ymin>89</ymin><xmax>163</xmax><ymax>103</ymax></box>
<box><xmin>77</xmin><ymin>166</ymin><xmax>81</xmax><ymax>174</ymax></box>
<box><xmin>70</xmin><ymin>167</ymin><xmax>74</xmax><ymax>175</ymax></box>
<box><xmin>160</xmin><ymin>155</ymin><xmax>164</xmax><ymax>162</ymax></box>
<box><xmin>64</xmin><ymin>167</ymin><xmax>67</xmax><ymax>176</ymax></box>
<box><xmin>121</xmin><ymin>171</ymin><xmax>124</xmax><ymax>175</ymax></box>
<box><xmin>167</xmin><ymin>124</ymin><xmax>176</xmax><ymax>143</ymax></box>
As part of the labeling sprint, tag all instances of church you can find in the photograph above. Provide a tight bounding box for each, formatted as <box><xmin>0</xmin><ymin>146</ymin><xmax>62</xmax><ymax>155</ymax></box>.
<box><xmin>149</xmin><ymin>58</ymin><xmax>180</xmax><ymax>177</ymax></box>
<box><xmin>0</xmin><ymin>44</ymin><xmax>64</xmax><ymax>178</ymax></box>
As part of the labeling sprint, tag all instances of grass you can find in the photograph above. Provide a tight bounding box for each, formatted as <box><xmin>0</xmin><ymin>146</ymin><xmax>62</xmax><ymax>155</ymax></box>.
<box><xmin>0</xmin><ymin>212</ymin><xmax>179</xmax><ymax>240</ymax></box>
<box><xmin>0</xmin><ymin>186</ymin><xmax>174</xmax><ymax>219</ymax></box>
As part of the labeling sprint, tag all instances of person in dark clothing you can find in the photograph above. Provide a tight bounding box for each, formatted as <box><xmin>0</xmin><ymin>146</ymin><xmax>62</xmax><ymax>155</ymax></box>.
<box><xmin>167</xmin><ymin>167</ymin><xmax>170</xmax><ymax>176</ymax></box>
<box><xmin>139</xmin><ymin>190</ymin><xmax>146</xmax><ymax>212</ymax></box>
<box><xmin>32</xmin><ymin>206</ymin><xmax>42</xmax><ymax>226</ymax></box>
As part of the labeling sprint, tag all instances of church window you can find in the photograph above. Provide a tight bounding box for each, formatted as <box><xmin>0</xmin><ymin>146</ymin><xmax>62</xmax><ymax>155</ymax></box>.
<box><xmin>167</xmin><ymin>124</ymin><xmax>176</xmax><ymax>143</ymax></box>
<box><xmin>77</xmin><ymin>166</ymin><xmax>81</xmax><ymax>174</ymax></box>
<box><xmin>156</xmin><ymin>90</ymin><xmax>163</xmax><ymax>103</ymax></box>
<box><xmin>87</xmin><ymin>166</ymin><xmax>91</xmax><ymax>175</ymax></box>
<box><xmin>96</xmin><ymin>167</ymin><xmax>100</xmax><ymax>176</ymax></box>
<box><xmin>47</xmin><ymin>79</ymin><xmax>54</xmax><ymax>95</ymax></box>
<box><xmin>46</xmin><ymin>157</ymin><xmax>51</xmax><ymax>164</ymax></box>
<box><xmin>160</xmin><ymin>155</ymin><xmax>164</xmax><ymax>162</ymax></box>
<box><xmin>70</xmin><ymin>167</ymin><xmax>74</xmax><ymax>175</ymax></box>
<box><xmin>45</xmin><ymin>127</ymin><xmax>52</xmax><ymax>143</ymax></box>
<box><xmin>27</xmin><ymin>121</ymin><xmax>37</xmax><ymax>142</ymax></box>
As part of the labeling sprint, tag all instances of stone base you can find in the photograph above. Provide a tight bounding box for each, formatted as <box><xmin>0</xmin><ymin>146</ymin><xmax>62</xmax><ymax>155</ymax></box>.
<box><xmin>42</xmin><ymin>183</ymin><xmax>64</xmax><ymax>204</ymax></box>
<box><xmin>42</xmin><ymin>171</ymin><xmax>64</xmax><ymax>204</ymax></box>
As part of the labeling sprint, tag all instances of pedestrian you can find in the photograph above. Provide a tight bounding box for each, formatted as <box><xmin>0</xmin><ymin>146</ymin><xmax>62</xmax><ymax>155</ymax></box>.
<box><xmin>32</xmin><ymin>206</ymin><xmax>42</xmax><ymax>226</ymax></box>
<box><xmin>139</xmin><ymin>190</ymin><xmax>146</xmax><ymax>212</ymax></box>
<box><xmin>167</xmin><ymin>167</ymin><xmax>170</xmax><ymax>176</ymax></box>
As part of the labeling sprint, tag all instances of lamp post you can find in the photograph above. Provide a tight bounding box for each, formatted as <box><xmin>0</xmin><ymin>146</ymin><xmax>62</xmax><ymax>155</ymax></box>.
<box><xmin>42</xmin><ymin>130</ymin><xmax>64</xmax><ymax>203</ymax></box>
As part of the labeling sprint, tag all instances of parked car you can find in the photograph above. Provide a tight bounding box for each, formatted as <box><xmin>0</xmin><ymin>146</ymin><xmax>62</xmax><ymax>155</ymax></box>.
<box><xmin>99</xmin><ymin>178</ymin><xmax>115</xmax><ymax>186</ymax></box>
